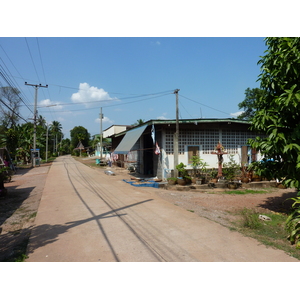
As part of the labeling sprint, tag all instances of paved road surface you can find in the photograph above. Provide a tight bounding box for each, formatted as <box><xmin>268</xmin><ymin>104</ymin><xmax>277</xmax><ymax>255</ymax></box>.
<box><xmin>26</xmin><ymin>156</ymin><xmax>298</xmax><ymax>262</ymax></box>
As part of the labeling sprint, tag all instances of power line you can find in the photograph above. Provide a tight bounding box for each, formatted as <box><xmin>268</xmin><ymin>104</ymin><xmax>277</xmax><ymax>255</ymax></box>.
<box><xmin>180</xmin><ymin>94</ymin><xmax>231</xmax><ymax>116</ymax></box>
<box><xmin>0</xmin><ymin>65</ymin><xmax>34</xmax><ymax>116</ymax></box>
<box><xmin>0</xmin><ymin>61</ymin><xmax>34</xmax><ymax>114</ymax></box>
<box><xmin>0</xmin><ymin>95</ymin><xmax>27</xmax><ymax>123</ymax></box>
<box><xmin>38</xmin><ymin>92</ymin><xmax>172</xmax><ymax>113</ymax></box>
<box><xmin>35</xmin><ymin>37</ymin><xmax>57</xmax><ymax>122</ymax></box>
<box><xmin>0</xmin><ymin>44</ymin><xmax>34</xmax><ymax>109</ymax></box>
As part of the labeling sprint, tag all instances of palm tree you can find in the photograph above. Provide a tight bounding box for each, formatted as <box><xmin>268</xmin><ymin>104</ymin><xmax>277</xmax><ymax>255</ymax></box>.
<box><xmin>133</xmin><ymin>119</ymin><xmax>145</xmax><ymax>126</ymax></box>
<box><xmin>49</xmin><ymin>121</ymin><xmax>62</xmax><ymax>153</ymax></box>
<box><xmin>37</xmin><ymin>115</ymin><xmax>47</xmax><ymax>128</ymax></box>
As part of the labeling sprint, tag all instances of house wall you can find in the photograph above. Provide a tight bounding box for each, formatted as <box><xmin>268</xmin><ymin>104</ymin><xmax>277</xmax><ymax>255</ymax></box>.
<box><xmin>103</xmin><ymin>125</ymin><xmax>127</xmax><ymax>138</ymax></box>
<box><xmin>161</xmin><ymin>127</ymin><xmax>264</xmax><ymax>179</ymax></box>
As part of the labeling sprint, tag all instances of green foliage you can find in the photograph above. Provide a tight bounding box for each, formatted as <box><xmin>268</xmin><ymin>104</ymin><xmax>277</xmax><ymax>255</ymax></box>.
<box><xmin>237</xmin><ymin>87</ymin><xmax>266</xmax><ymax>120</ymax></box>
<box><xmin>209</xmin><ymin>169</ymin><xmax>218</xmax><ymax>178</ymax></box>
<box><xmin>70</xmin><ymin>126</ymin><xmax>90</xmax><ymax>149</ymax></box>
<box><xmin>249</xmin><ymin>37</ymin><xmax>300</xmax><ymax>190</ymax></box>
<box><xmin>132</xmin><ymin>119</ymin><xmax>145</xmax><ymax>126</ymax></box>
<box><xmin>285</xmin><ymin>196</ymin><xmax>300</xmax><ymax>248</ymax></box>
<box><xmin>222</xmin><ymin>155</ymin><xmax>240</xmax><ymax>181</ymax></box>
<box><xmin>248</xmin><ymin>159</ymin><xmax>277</xmax><ymax>180</ymax></box>
<box><xmin>191</xmin><ymin>156</ymin><xmax>208</xmax><ymax>177</ymax></box>
<box><xmin>176</xmin><ymin>162</ymin><xmax>188</xmax><ymax>178</ymax></box>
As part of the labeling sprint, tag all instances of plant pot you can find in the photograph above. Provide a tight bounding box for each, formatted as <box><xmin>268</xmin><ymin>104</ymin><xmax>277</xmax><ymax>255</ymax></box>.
<box><xmin>167</xmin><ymin>179</ymin><xmax>177</xmax><ymax>185</ymax></box>
<box><xmin>211</xmin><ymin>178</ymin><xmax>218</xmax><ymax>183</ymax></box>
<box><xmin>241</xmin><ymin>177</ymin><xmax>249</xmax><ymax>183</ymax></box>
<box><xmin>227</xmin><ymin>182</ymin><xmax>238</xmax><ymax>189</ymax></box>
<box><xmin>177</xmin><ymin>178</ymin><xmax>186</xmax><ymax>186</ymax></box>
<box><xmin>277</xmin><ymin>183</ymin><xmax>287</xmax><ymax>189</ymax></box>
<box><xmin>185</xmin><ymin>178</ymin><xmax>192</xmax><ymax>185</ymax></box>
<box><xmin>252</xmin><ymin>174</ymin><xmax>262</xmax><ymax>181</ymax></box>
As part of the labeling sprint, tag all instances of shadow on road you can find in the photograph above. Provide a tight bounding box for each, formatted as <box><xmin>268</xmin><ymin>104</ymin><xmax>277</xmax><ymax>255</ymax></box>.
<box><xmin>26</xmin><ymin>199</ymin><xmax>153</xmax><ymax>261</ymax></box>
<box><xmin>0</xmin><ymin>186</ymin><xmax>35</xmax><ymax>227</ymax></box>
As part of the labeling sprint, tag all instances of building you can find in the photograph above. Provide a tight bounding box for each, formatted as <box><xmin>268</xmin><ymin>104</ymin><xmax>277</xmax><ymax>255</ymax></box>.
<box><xmin>105</xmin><ymin>118</ymin><xmax>264</xmax><ymax>179</ymax></box>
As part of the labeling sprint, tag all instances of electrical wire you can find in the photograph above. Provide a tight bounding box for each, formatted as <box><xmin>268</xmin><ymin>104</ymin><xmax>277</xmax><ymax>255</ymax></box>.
<box><xmin>180</xmin><ymin>94</ymin><xmax>231</xmax><ymax>116</ymax></box>
<box><xmin>38</xmin><ymin>92</ymin><xmax>172</xmax><ymax>113</ymax></box>
<box><xmin>0</xmin><ymin>66</ymin><xmax>33</xmax><ymax>120</ymax></box>
<box><xmin>35</xmin><ymin>37</ymin><xmax>57</xmax><ymax>122</ymax></box>
<box><xmin>0</xmin><ymin>44</ymin><xmax>34</xmax><ymax>109</ymax></box>
<box><xmin>35</xmin><ymin>90</ymin><xmax>173</xmax><ymax>108</ymax></box>
<box><xmin>0</xmin><ymin>95</ymin><xmax>27</xmax><ymax>123</ymax></box>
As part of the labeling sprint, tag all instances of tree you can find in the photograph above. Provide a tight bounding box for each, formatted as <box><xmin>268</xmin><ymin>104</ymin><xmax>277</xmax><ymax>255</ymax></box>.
<box><xmin>249</xmin><ymin>37</ymin><xmax>300</xmax><ymax>189</ymax></box>
<box><xmin>49</xmin><ymin>121</ymin><xmax>63</xmax><ymax>153</ymax></box>
<box><xmin>237</xmin><ymin>88</ymin><xmax>265</xmax><ymax>120</ymax></box>
<box><xmin>37</xmin><ymin>115</ymin><xmax>47</xmax><ymax>128</ymax></box>
<box><xmin>0</xmin><ymin>86</ymin><xmax>21</xmax><ymax>127</ymax></box>
<box><xmin>132</xmin><ymin>119</ymin><xmax>145</xmax><ymax>126</ymax></box>
<box><xmin>70</xmin><ymin>126</ymin><xmax>90</xmax><ymax>150</ymax></box>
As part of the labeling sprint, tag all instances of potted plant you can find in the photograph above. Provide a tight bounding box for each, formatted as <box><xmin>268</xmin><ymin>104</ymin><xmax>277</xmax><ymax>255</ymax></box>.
<box><xmin>222</xmin><ymin>155</ymin><xmax>240</xmax><ymax>189</ymax></box>
<box><xmin>190</xmin><ymin>156</ymin><xmax>208</xmax><ymax>184</ymax></box>
<box><xmin>210</xmin><ymin>169</ymin><xmax>218</xmax><ymax>183</ymax></box>
<box><xmin>240</xmin><ymin>164</ymin><xmax>250</xmax><ymax>183</ymax></box>
<box><xmin>176</xmin><ymin>162</ymin><xmax>189</xmax><ymax>185</ymax></box>
<box><xmin>167</xmin><ymin>177</ymin><xmax>177</xmax><ymax>185</ymax></box>
<box><xmin>248</xmin><ymin>161</ymin><xmax>262</xmax><ymax>181</ymax></box>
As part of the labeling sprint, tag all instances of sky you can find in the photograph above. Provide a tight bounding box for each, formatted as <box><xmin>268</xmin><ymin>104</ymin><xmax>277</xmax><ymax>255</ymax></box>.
<box><xmin>0</xmin><ymin>37</ymin><xmax>267</xmax><ymax>139</ymax></box>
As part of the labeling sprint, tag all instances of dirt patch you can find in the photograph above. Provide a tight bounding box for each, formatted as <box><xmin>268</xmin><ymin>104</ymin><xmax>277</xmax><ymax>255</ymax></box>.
<box><xmin>152</xmin><ymin>187</ymin><xmax>297</xmax><ymax>228</ymax></box>
<box><xmin>0</xmin><ymin>164</ymin><xmax>51</xmax><ymax>261</ymax></box>
<box><xmin>80</xmin><ymin>157</ymin><xmax>298</xmax><ymax>228</ymax></box>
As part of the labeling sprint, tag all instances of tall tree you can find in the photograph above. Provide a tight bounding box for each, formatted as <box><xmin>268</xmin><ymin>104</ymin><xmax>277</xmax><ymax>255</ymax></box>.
<box><xmin>0</xmin><ymin>86</ymin><xmax>21</xmax><ymax>127</ymax></box>
<box><xmin>249</xmin><ymin>37</ymin><xmax>300</xmax><ymax>189</ymax></box>
<box><xmin>70</xmin><ymin>126</ymin><xmax>90</xmax><ymax>149</ymax></box>
<box><xmin>37</xmin><ymin>115</ymin><xmax>47</xmax><ymax>128</ymax></box>
<box><xmin>237</xmin><ymin>88</ymin><xmax>265</xmax><ymax>120</ymax></box>
<box><xmin>49</xmin><ymin>121</ymin><xmax>63</xmax><ymax>153</ymax></box>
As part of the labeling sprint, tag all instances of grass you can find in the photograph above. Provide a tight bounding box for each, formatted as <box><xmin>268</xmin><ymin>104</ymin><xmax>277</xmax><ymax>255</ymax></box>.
<box><xmin>224</xmin><ymin>189</ymin><xmax>269</xmax><ymax>195</ymax></box>
<box><xmin>28</xmin><ymin>212</ymin><xmax>37</xmax><ymax>219</ymax></box>
<box><xmin>233</xmin><ymin>208</ymin><xmax>300</xmax><ymax>260</ymax></box>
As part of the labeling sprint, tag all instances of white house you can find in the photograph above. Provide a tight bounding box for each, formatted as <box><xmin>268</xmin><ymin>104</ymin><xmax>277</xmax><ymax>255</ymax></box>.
<box><xmin>108</xmin><ymin>118</ymin><xmax>265</xmax><ymax>179</ymax></box>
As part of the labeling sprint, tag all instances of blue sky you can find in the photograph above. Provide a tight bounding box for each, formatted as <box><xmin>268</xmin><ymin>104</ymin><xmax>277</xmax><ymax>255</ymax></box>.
<box><xmin>0</xmin><ymin>37</ymin><xmax>267</xmax><ymax>139</ymax></box>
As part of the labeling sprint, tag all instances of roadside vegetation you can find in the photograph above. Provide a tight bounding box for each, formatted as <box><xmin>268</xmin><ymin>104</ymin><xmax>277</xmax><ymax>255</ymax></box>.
<box><xmin>230</xmin><ymin>207</ymin><xmax>300</xmax><ymax>260</ymax></box>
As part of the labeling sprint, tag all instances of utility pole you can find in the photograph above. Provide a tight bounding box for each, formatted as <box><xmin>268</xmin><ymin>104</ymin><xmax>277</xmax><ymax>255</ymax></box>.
<box><xmin>99</xmin><ymin>107</ymin><xmax>103</xmax><ymax>159</ymax></box>
<box><xmin>46</xmin><ymin>124</ymin><xmax>49</xmax><ymax>163</ymax></box>
<box><xmin>25</xmin><ymin>82</ymin><xmax>48</xmax><ymax>167</ymax></box>
<box><xmin>174</xmin><ymin>89</ymin><xmax>180</xmax><ymax>178</ymax></box>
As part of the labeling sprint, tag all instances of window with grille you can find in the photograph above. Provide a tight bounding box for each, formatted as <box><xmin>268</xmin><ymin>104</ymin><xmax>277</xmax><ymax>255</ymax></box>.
<box><xmin>165</xmin><ymin>129</ymin><xmax>264</xmax><ymax>155</ymax></box>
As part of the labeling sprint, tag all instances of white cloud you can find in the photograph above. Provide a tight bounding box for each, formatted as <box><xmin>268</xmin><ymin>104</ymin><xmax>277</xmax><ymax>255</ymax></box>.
<box><xmin>151</xmin><ymin>41</ymin><xmax>161</xmax><ymax>46</ymax></box>
<box><xmin>95</xmin><ymin>116</ymin><xmax>114</xmax><ymax>124</ymax></box>
<box><xmin>71</xmin><ymin>83</ymin><xmax>118</xmax><ymax>107</ymax></box>
<box><xmin>157</xmin><ymin>113</ymin><xmax>167</xmax><ymax>120</ymax></box>
<box><xmin>39</xmin><ymin>99</ymin><xmax>63</xmax><ymax>110</ymax></box>
<box><xmin>230</xmin><ymin>111</ymin><xmax>244</xmax><ymax>118</ymax></box>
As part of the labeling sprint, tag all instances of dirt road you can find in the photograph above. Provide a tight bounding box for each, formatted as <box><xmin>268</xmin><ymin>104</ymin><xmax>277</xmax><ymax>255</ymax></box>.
<box><xmin>22</xmin><ymin>156</ymin><xmax>298</xmax><ymax>262</ymax></box>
